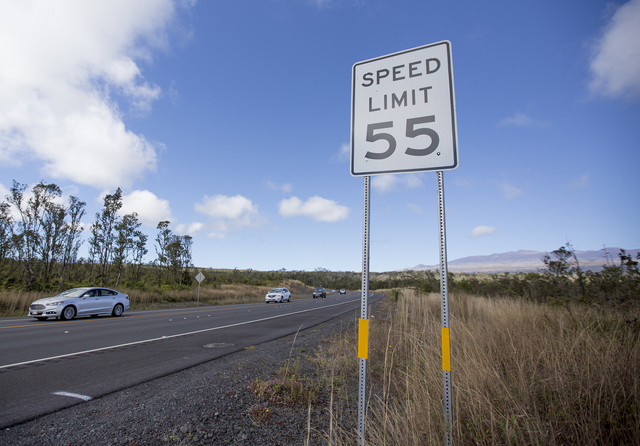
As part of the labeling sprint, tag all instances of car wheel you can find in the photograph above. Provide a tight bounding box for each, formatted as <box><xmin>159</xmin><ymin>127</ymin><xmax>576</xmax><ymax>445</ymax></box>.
<box><xmin>60</xmin><ymin>306</ymin><xmax>76</xmax><ymax>320</ymax></box>
<box><xmin>36</xmin><ymin>317</ymin><xmax>48</xmax><ymax>321</ymax></box>
<box><xmin>112</xmin><ymin>303</ymin><xmax>124</xmax><ymax>317</ymax></box>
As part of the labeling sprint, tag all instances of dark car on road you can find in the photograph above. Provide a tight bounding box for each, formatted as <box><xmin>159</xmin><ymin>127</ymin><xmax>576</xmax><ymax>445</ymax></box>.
<box><xmin>313</xmin><ymin>287</ymin><xmax>326</xmax><ymax>299</ymax></box>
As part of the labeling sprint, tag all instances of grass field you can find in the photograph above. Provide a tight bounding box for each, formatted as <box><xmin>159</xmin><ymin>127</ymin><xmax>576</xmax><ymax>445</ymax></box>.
<box><xmin>313</xmin><ymin>289</ymin><xmax>640</xmax><ymax>445</ymax></box>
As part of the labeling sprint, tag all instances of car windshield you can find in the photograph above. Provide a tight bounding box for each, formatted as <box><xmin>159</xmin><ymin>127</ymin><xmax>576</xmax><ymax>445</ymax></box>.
<box><xmin>58</xmin><ymin>288</ymin><xmax>90</xmax><ymax>298</ymax></box>
<box><xmin>270</xmin><ymin>288</ymin><xmax>283</xmax><ymax>293</ymax></box>
<box><xmin>315</xmin><ymin>288</ymin><xmax>323</xmax><ymax>291</ymax></box>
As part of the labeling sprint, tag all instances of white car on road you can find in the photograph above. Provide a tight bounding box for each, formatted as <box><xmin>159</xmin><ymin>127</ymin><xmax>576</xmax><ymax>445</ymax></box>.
<box><xmin>28</xmin><ymin>287</ymin><xmax>130</xmax><ymax>321</ymax></box>
<box><xmin>265</xmin><ymin>287</ymin><xmax>291</xmax><ymax>303</ymax></box>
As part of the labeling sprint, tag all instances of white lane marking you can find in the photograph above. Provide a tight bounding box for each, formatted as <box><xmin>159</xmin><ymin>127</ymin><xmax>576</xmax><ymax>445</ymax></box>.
<box><xmin>52</xmin><ymin>391</ymin><xmax>92</xmax><ymax>401</ymax></box>
<box><xmin>0</xmin><ymin>298</ymin><xmax>361</xmax><ymax>370</ymax></box>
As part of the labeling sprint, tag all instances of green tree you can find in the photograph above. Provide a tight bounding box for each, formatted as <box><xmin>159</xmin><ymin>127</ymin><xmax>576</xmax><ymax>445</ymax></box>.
<box><xmin>0</xmin><ymin>202</ymin><xmax>13</xmax><ymax>274</ymax></box>
<box><xmin>619</xmin><ymin>249</ymin><xmax>639</xmax><ymax>276</ymax></box>
<box><xmin>131</xmin><ymin>230</ymin><xmax>148</xmax><ymax>283</ymax></box>
<box><xmin>7</xmin><ymin>181</ymin><xmax>62</xmax><ymax>290</ymax></box>
<box><xmin>168</xmin><ymin>234</ymin><xmax>193</xmax><ymax>286</ymax></box>
<box><xmin>39</xmin><ymin>200</ymin><xmax>66</xmax><ymax>287</ymax></box>
<box><xmin>154</xmin><ymin>221</ymin><xmax>172</xmax><ymax>284</ymax></box>
<box><xmin>58</xmin><ymin>196</ymin><xmax>86</xmax><ymax>290</ymax></box>
<box><xmin>153</xmin><ymin>222</ymin><xmax>194</xmax><ymax>287</ymax></box>
<box><xmin>113</xmin><ymin>212</ymin><xmax>143</xmax><ymax>286</ymax></box>
<box><xmin>542</xmin><ymin>245</ymin><xmax>574</xmax><ymax>278</ymax></box>
<box><xmin>89</xmin><ymin>188</ymin><xmax>123</xmax><ymax>286</ymax></box>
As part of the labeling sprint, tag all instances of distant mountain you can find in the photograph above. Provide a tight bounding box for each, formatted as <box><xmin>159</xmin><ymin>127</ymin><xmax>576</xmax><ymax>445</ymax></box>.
<box><xmin>405</xmin><ymin>248</ymin><xmax>639</xmax><ymax>273</ymax></box>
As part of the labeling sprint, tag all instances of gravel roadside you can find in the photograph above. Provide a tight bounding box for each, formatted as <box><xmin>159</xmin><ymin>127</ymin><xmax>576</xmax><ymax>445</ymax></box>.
<box><xmin>0</xmin><ymin>306</ymin><xmax>367</xmax><ymax>446</ymax></box>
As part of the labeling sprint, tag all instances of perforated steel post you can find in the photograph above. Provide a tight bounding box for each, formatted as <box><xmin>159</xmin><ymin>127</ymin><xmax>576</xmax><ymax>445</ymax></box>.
<box><xmin>437</xmin><ymin>171</ymin><xmax>453</xmax><ymax>445</ymax></box>
<box><xmin>357</xmin><ymin>175</ymin><xmax>371</xmax><ymax>445</ymax></box>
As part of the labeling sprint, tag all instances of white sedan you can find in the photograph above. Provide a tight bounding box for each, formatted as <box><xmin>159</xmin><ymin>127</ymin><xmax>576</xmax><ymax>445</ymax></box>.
<box><xmin>265</xmin><ymin>287</ymin><xmax>291</xmax><ymax>303</ymax></box>
<box><xmin>28</xmin><ymin>287</ymin><xmax>130</xmax><ymax>321</ymax></box>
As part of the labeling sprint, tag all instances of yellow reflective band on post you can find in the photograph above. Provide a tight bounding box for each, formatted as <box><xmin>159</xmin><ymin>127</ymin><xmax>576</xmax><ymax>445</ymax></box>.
<box><xmin>358</xmin><ymin>318</ymin><xmax>369</xmax><ymax>359</ymax></box>
<box><xmin>441</xmin><ymin>326</ymin><xmax>451</xmax><ymax>372</ymax></box>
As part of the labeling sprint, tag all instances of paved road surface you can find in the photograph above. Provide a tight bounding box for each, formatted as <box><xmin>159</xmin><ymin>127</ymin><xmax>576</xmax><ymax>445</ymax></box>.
<box><xmin>0</xmin><ymin>291</ymin><xmax>381</xmax><ymax>428</ymax></box>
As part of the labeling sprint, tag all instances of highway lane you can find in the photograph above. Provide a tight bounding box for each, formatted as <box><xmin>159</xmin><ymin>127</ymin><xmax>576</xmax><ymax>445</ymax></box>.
<box><xmin>0</xmin><ymin>291</ymin><xmax>382</xmax><ymax>428</ymax></box>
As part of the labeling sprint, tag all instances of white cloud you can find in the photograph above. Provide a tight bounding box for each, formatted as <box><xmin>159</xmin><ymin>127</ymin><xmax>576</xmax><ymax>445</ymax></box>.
<box><xmin>499</xmin><ymin>181</ymin><xmax>522</xmax><ymax>199</ymax></box>
<box><xmin>196</xmin><ymin>195</ymin><xmax>257</xmax><ymax>220</ymax></box>
<box><xmin>0</xmin><ymin>0</ymin><xmax>186</xmax><ymax>189</ymax></box>
<box><xmin>371</xmin><ymin>174</ymin><xmax>423</xmax><ymax>193</ymax></box>
<box><xmin>195</xmin><ymin>194</ymin><xmax>264</xmax><ymax>238</ymax></box>
<box><xmin>120</xmin><ymin>190</ymin><xmax>173</xmax><ymax>227</ymax></box>
<box><xmin>371</xmin><ymin>175</ymin><xmax>397</xmax><ymax>193</ymax></box>
<box><xmin>471</xmin><ymin>226</ymin><xmax>496</xmax><ymax>238</ymax></box>
<box><xmin>499</xmin><ymin>112</ymin><xmax>550</xmax><ymax>128</ymax></box>
<box><xmin>330</xmin><ymin>143</ymin><xmax>350</xmax><ymax>163</ymax></box>
<box><xmin>267</xmin><ymin>180</ymin><xmax>293</xmax><ymax>193</ymax></box>
<box><xmin>407</xmin><ymin>203</ymin><xmax>422</xmax><ymax>214</ymax></box>
<box><xmin>589</xmin><ymin>0</ymin><xmax>640</xmax><ymax>100</ymax></box>
<box><xmin>568</xmin><ymin>174</ymin><xmax>589</xmax><ymax>189</ymax></box>
<box><xmin>174</xmin><ymin>221</ymin><xmax>205</xmax><ymax>235</ymax></box>
<box><xmin>278</xmin><ymin>196</ymin><xmax>349</xmax><ymax>222</ymax></box>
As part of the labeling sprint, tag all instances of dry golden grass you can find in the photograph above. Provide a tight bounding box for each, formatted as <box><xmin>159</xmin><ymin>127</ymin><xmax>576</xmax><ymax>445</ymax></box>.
<box><xmin>0</xmin><ymin>279</ymin><xmax>313</xmax><ymax>317</ymax></box>
<box><xmin>315</xmin><ymin>289</ymin><xmax>640</xmax><ymax>445</ymax></box>
<box><xmin>0</xmin><ymin>289</ymin><xmax>51</xmax><ymax>316</ymax></box>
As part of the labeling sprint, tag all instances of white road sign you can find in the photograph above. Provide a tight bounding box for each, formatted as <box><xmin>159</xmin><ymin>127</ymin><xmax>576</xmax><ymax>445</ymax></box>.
<box><xmin>351</xmin><ymin>41</ymin><xmax>458</xmax><ymax>176</ymax></box>
<box><xmin>195</xmin><ymin>272</ymin><xmax>205</xmax><ymax>283</ymax></box>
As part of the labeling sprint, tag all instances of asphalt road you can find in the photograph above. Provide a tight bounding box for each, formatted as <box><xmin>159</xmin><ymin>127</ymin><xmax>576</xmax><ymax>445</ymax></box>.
<box><xmin>0</xmin><ymin>291</ymin><xmax>381</xmax><ymax>429</ymax></box>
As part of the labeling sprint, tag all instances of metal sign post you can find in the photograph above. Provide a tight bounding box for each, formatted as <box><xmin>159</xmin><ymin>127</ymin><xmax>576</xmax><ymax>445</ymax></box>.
<box><xmin>437</xmin><ymin>171</ymin><xmax>453</xmax><ymax>445</ymax></box>
<box><xmin>195</xmin><ymin>272</ymin><xmax>205</xmax><ymax>307</ymax></box>
<box><xmin>351</xmin><ymin>41</ymin><xmax>458</xmax><ymax>445</ymax></box>
<box><xmin>357</xmin><ymin>176</ymin><xmax>371</xmax><ymax>445</ymax></box>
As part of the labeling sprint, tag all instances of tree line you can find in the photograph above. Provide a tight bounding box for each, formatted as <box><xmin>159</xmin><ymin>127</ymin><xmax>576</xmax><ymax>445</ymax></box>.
<box><xmin>1</xmin><ymin>182</ymin><xmax>636</xmax><ymax>306</ymax></box>
<box><xmin>0</xmin><ymin>181</ymin><xmax>193</xmax><ymax>291</ymax></box>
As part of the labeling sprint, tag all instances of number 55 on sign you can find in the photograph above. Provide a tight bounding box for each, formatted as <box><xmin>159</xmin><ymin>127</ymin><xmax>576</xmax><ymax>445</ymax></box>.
<box><xmin>351</xmin><ymin>41</ymin><xmax>458</xmax><ymax>176</ymax></box>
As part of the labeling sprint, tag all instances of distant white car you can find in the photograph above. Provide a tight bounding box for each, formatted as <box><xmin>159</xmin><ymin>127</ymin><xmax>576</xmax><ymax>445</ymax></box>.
<box><xmin>265</xmin><ymin>287</ymin><xmax>291</xmax><ymax>303</ymax></box>
<box><xmin>28</xmin><ymin>287</ymin><xmax>130</xmax><ymax>321</ymax></box>
<box><xmin>339</xmin><ymin>289</ymin><xmax>346</xmax><ymax>294</ymax></box>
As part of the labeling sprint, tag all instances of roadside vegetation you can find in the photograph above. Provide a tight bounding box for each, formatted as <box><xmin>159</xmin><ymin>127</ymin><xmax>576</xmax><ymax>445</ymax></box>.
<box><xmin>2</xmin><ymin>235</ymin><xmax>638</xmax><ymax>317</ymax></box>
<box><xmin>312</xmin><ymin>289</ymin><xmax>640</xmax><ymax>445</ymax></box>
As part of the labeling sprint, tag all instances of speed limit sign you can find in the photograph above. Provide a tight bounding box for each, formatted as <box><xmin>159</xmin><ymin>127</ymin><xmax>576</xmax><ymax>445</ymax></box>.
<box><xmin>351</xmin><ymin>41</ymin><xmax>458</xmax><ymax>176</ymax></box>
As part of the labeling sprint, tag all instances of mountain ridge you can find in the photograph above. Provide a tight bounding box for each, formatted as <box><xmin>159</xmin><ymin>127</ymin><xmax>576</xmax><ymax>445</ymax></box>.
<box><xmin>405</xmin><ymin>248</ymin><xmax>639</xmax><ymax>273</ymax></box>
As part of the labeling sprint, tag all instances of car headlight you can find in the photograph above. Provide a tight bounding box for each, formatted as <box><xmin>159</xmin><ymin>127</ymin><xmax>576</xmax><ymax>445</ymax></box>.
<box><xmin>46</xmin><ymin>301</ymin><xmax>64</xmax><ymax>306</ymax></box>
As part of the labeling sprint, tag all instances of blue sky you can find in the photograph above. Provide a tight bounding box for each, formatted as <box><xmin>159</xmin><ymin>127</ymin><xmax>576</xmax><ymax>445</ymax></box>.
<box><xmin>1</xmin><ymin>0</ymin><xmax>639</xmax><ymax>272</ymax></box>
